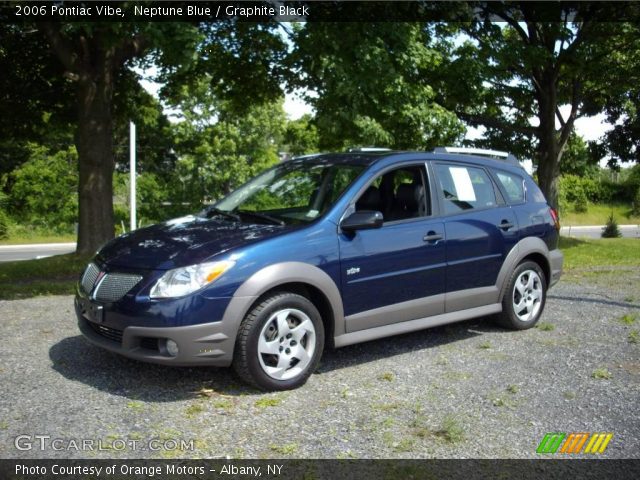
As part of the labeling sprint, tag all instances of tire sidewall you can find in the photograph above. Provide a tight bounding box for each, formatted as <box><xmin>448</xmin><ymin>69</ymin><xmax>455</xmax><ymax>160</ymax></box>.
<box><xmin>243</xmin><ymin>294</ymin><xmax>324</xmax><ymax>391</ymax></box>
<box><xmin>503</xmin><ymin>261</ymin><xmax>547</xmax><ymax>330</ymax></box>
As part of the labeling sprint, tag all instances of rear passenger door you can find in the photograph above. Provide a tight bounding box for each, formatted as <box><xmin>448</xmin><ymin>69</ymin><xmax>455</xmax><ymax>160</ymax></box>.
<box><xmin>431</xmin><ymin>162</ymin><xmax>519</xmax><ymax>312</ymax></box>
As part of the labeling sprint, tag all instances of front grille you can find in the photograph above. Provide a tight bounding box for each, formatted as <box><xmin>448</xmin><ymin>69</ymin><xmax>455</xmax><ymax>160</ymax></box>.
<box><xmin>89</xmin><ymin>322</ymin><xmax>123</xmax><ymax>344</ymax></box>
<box><xmin>80</xmin><ymin>263</ymin><xmax>100</xmax><ymax>294</ymax></box>
<box><xmin>94</xmin><ymin>273</ymin><xmax>143</xmax><ymax>303</ymax></box>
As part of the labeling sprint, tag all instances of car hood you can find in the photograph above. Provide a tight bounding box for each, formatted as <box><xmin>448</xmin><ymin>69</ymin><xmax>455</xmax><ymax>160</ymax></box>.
<box><xmin>98</xmin><ymin>215</ymin><xmax>292</xmax><ymax>270</ymax></box>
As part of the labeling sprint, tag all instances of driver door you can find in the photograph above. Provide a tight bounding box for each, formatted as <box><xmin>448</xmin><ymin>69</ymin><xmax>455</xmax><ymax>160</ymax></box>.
<box><xmin>338</xmin><ymin>163</ymin><xmax>446</xmax><ymax>333</ymax></box>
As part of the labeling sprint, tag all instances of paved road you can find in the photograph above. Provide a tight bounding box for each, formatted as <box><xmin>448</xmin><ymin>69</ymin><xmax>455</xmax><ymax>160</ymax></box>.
<box><xmin>0</xmin><ymin>243</ymin><xmax>76</xmax><ymax>262</ymax></box>
<box><xmin>560</xmin><ymin>225</ymin><xmax>639</xmax><ymax>239</ymax></box>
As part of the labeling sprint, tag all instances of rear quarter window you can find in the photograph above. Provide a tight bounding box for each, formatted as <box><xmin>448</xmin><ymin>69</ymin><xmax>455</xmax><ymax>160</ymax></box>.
<box><xmin>495</xmin><ymin>171</ymin><xmax>525</xmax><ymax>203</ymax></box>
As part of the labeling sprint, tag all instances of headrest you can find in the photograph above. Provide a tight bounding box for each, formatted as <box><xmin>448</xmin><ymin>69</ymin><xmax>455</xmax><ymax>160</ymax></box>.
<box><xmin>356</xmin><ymin>185</ymin><xmax>381</xmax><ymax>211</ymax></box>
<box><xmin>396</xmin><ymin>183</ymin><xmax>418</xmax><ymax>210</ymax></box>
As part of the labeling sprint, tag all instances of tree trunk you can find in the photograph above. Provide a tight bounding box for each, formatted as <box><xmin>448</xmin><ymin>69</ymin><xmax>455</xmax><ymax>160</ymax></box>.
<box><xmin>535</xmin><ymin>75</ymin><xmax>561</xmax><ymax>210</ymax></box>
<box><xmin>75</xmin><ymin>70</ymin><xmax>115</xmax><ymax>255</ymax></box>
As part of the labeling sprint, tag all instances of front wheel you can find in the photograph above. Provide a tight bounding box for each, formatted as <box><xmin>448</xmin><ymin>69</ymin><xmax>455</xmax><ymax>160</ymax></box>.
<box><xmin>233</xmin><ymin>292</ymin><xmax>324</xmax><ymax>390</ymax></box>
<box><xmin>495</xmin><ymin>261</ymin><xmax>547</xmax><ymax>330</ymax></box>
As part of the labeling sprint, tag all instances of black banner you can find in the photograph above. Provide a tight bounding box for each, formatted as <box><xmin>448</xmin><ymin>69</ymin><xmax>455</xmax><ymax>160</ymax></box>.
<box><xmin>1</xmin><ymin>459</ymin><xmax>640</xmax><ymax>480</ymax></box>
<box><xmin>1</xmin><ymin>1</ymin><xmax>639</xmax><ymax>23</ymax></box>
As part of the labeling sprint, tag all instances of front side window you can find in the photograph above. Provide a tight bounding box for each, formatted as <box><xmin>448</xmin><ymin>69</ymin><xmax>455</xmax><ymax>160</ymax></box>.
<box><xmin>495</xmin><ymin>170</ymin><xmax>525</xmax><ymax>203</ymax></box>
<box><xmin>354</xmin><ymin>165</ymin><xmax>429</xmax><ymax>222</ymax></box>
<box><xmin>434</xmin><ymin>164</ymin><xmax>497</xmax><ymax>214</ymax></box>
<box><xmin>213</xmin><ymin>161</ymin><xmax>364</xmax><ymax>225</ymax></box>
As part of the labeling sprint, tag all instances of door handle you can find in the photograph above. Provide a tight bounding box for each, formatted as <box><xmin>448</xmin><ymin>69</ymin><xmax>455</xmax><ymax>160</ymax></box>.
<box><xmin>423</xmin><ymin>232</ymin><xmax>443</xmax><ymax>243</ymax></box>
<box><xmin>499</xmin><ymin>220</ymin><xmax>514</xmax><ymax>230</ymax></box>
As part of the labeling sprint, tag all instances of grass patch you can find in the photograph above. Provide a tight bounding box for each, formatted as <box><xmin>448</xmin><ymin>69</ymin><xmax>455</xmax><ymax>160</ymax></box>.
<box><xmin>270</xmin><ymin>443</ymin><xmax>298</xmax><ymax>455</ymax></box>
<box><xmin>0</xmin><ymin>253</ymin><xmax>90</xmax><ymax>300</ymax></box>
<box><xmin>591</xmin><ymin>367</ymin><xmax>612</xmax><ymax>380</ymax></box>
<box><xmin>620</xmin><ymin>313</ymin><xmax>638</xmax><ymax>325</ymax></box>
<box><xmin>506</xmin><ymin>384</ymin><xmax>519</xmax><ymax>394</ymax></box>
<box><xmin>628</xmin><ymin>330</ymin><xmax>639</xmax><ymax>344</ymax></box>
<box><xmin>185</xmin><ymin>403</ymin><xmax>205</xmax><ymax>417</ymax></box>
<box><xmin>559</xmin><ymin>237</ymin><xmax>640</xmax><ymax>271</ymax></box>
<box><xmin>435</xmin><ymin>415</ymin><xmax>465</xmax><ymax>443</ymax></box>
<box><xmin>0</xmin><ymin>234</ymin><xmax>75</xmax><ymax>245</ymax></box>
<box><xmin>536</xmin><ymin>322</ymin><xmax>555</xmax><ymax>331</ymax></box>
<box><xmin>478</xmin><ymin>341</ymin><xmax>492</xmax><ymax>350</ymax></box>
<box><xmin>126</xmin><ymin>401</ymin><xmax>144</xmax><ymax>411</ymax></box>
<box><xmin>373</xmin><ymin>402</ymin><xmax>401</xmax><ymax>412</ymax></box>
<box><xmin>378</xmin><ymin>372</ymin><xmax>395</xmax><ymax>382</ymax></box>
<box><xmin>255</xmin><ymin>397</ymin><xmax>282</xmax><ymax>408</ymax></box>
<box><xmin>561</xmin><ymin>203</ymin><xmax>640</xmax><ymax>226</ymax></box>
<box><xmin>212</xmin><ymin>399</ymin><xmax>234</xmax><ymax>410</ymax></box>
<box><xmin>410</xmin><ymin>412</ymin><xmax>465</xmax><ymax>444</ymax></box>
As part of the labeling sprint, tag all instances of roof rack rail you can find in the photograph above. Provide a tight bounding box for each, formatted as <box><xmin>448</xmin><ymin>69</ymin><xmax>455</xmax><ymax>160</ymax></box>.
<box><xmin>347</xmin><ymin>147</ymin><xmax>392</xmax><ymax>152</ymax></box>
<box><xmin>434</xmin><ymin>147</ymin><xmax>521</xmax><ymax>167</ymax></box>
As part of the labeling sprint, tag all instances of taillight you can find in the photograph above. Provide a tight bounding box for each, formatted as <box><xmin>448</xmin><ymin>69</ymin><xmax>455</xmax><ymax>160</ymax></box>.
<box><xmin>549</xmin><ymin>207</ymin><xmax>560</xmax><ymax>231</ymax></box>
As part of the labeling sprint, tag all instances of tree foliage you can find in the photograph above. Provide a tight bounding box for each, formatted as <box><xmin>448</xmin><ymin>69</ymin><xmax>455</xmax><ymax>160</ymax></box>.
<box><xmin>445</xmin><ymin>3</ymin><xmax>640</xmax><ymax>207</ymax></box>
<box><xmin>290</xmin><ymin>22</ymin><xmax>464</xmax><ymax>150</ymax></box>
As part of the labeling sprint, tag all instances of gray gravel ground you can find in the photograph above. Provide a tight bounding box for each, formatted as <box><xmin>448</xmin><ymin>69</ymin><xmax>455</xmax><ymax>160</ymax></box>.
<box><xmin>0</xmin><ymin>269</ymin><xmax>638</xmax><ymax>459</ymax></box>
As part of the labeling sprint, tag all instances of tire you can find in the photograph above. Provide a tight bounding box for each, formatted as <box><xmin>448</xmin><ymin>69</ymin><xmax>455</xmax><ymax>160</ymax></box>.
<box><xmin>233</xmin><ymin>292</ymin><xmax>324</xmax><ymax>391</ymax></box>
<box><xmin>495</xmin><ymin>261</ymin><xmax>547</xmax><ymax>330</ymax></box>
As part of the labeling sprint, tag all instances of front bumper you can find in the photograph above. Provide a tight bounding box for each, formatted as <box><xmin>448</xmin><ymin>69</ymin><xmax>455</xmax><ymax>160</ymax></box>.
<box><xmin>549</xmin><ymin>248</ymin><xmax>563</xmax><ymax>287</ymax></box>
<box><xmin>75</xmin><ymin>296</ymin><xmax>237</xmax><ymax>367</ymax></box>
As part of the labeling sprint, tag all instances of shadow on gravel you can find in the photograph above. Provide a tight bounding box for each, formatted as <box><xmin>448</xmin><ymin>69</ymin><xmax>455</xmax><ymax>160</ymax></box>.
<box><xmin>316</xmin><ymin>317</ymin><xmax>507</xmax><ymax>375</ymax></box>
<box><xmin>49</xmin><ymin>335</ymin><xmax>254</xmax><ymax>402</ymax></box>
<box><xmin>548</xmin><ymin>294</ymin><xmax>640</xmax><ymax>310</ymax></box>
<box><xmin>49</xmin><ymin>317</ymin><xmax>507</xmax><ymax>399</ymax></box>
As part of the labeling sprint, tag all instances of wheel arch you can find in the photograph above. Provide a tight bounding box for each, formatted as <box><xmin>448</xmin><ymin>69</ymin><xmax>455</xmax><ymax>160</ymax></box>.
<box><xmin>496</xmin><ymin>237</ymin><xmax>552</xmax><ymax>302</ymax></box>
<box><xmin>221</xmin><ymin>262</ymin><xmax>344</xmax><ymax>351</ymax></box>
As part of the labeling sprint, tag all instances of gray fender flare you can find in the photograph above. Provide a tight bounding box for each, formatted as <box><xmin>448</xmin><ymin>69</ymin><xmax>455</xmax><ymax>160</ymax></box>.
<box><xmin>495</xmin><ymin>237</ymin><xmax>551</xmax><ymax>302</ymax></box>
<box><xmin>219</xmin><ymin>262</ymin><xmax>345</xmax><ymax>349</ymax></box>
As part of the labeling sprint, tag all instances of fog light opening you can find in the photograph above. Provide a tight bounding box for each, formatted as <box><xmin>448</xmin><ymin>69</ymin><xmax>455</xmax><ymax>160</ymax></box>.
<box><xmin>165</xmin><ymin>339</ymin><xmax>179</xmax><ymax>357</ymax></box>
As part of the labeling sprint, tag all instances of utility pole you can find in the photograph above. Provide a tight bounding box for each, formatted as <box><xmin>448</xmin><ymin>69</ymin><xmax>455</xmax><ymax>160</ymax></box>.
<box><xmin>130</xmin><ymin>121</ymin><xmax>137</xmax><ymax>231</ymax></box>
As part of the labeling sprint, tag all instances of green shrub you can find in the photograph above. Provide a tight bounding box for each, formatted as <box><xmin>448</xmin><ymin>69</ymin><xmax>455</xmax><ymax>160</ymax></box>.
<box><xmin>601</xmin><ymin>213</ymin><xmax>622</xmax><ymax>238</ymax></box>
<box><xmin>631</xmin><ymin>187</ymin><xmax>640</xmax><ymax>217</ymax></box>
<box><xmin>0</xmin><ymin>209</ymin><xmax>9</xmax><ymax>239</ymax></box>
<box><xmin>7</xmin><ymin>144</ymin><xmax>78</xmax><ymax>231</ymax></box>
<box><xmin>573</xmin><ymin>191</ymin><xmax>588</xmax><ymax>213</ymax></box>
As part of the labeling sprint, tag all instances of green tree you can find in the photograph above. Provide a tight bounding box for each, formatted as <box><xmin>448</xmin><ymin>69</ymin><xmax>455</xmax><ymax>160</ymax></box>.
<box><xmin>0</xmin><ymin>23</ymin><xmax>75</xmax><ymax>176</ymax></box>
<box><xmin>172</xmin><ymin>97</ymin><xmax>287</xmax><ymax>206</ymax></box>
<box><xmin>290</xmin><ymin>22</ymin><xmax>464</xmax><ymax>150</ymax></box>
<box><xmin>283</xmin><ymin>115</ymin><xmax>319</xmax><ymax>156</ymax></box>
<box><xmin>37</xmin><ymin>21</ymin><xmax>202</xmax><ymax>253</ymax></box>
<box><xmin>560</xmin><ymin>133</ymin><xmax>599</xmax><ymax>177</ymax></box>
<box><xmin>13</xmin><ymin>19</ymin><xmax>286</xmax><ymax>254</ymax></box>
<box><xmin>593</xmin><ymin>23</ymin><xmax>640</xmax><ymax>165</ymax></box>
<box><xmin>447</xmin><ymin>3</ymin><xmax>640</xmax><ymax>208</ymax></box>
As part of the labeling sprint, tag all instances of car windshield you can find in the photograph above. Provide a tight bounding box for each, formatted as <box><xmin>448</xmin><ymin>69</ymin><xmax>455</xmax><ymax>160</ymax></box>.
<box><xmin>206</xmin><ymin>160</ymin><xmax>364</xmax><ymax>225</ymax></box>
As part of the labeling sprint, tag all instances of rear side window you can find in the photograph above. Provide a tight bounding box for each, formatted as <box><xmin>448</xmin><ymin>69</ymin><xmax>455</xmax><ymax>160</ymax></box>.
<box><xmin>495</xmin><ymin>171</ymin><xmax>525</xmax><ymax>203</ymax></box>
<box><xmin>434</xmin><ymin>164</ymin><xmax>497</xmax><ymax>214</ymax></box>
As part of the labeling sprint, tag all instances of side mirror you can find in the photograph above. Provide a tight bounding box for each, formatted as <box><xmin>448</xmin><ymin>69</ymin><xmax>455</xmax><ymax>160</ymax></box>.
<box><xmin>340</xmin><ymin>210</ymin><xmax>384</xmax><ymax>232</ymax></box>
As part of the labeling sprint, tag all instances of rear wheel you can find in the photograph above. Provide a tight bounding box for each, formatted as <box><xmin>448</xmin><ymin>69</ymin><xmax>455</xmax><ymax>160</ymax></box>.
<box><xmin>233</xmin><ymin>292</ymin><xmax>324</xmax><ymax>390</ymax></box>
<box><xmin>495</xmin><ymin>261</ymin><xmax>546</xmax><ymax>330</ymax></box>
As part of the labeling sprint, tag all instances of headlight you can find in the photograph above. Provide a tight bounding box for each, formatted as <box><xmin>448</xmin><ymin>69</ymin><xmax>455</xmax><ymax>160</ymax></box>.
<box><xmin>149</xmin><ymin>260</ymin><xmax>235</xmax><ymax>299</ymax></box>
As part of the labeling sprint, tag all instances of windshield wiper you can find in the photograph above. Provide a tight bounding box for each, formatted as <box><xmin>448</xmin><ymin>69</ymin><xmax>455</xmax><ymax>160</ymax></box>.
<box><xmin>205</xmin><ymin>207</ymin><xmax>241</xmax><ymax>222</ymax></box>
<box><xmin>236</xmin><ymin>210</ymin><xmax>285</xmax><ymax>226</ymax></box>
